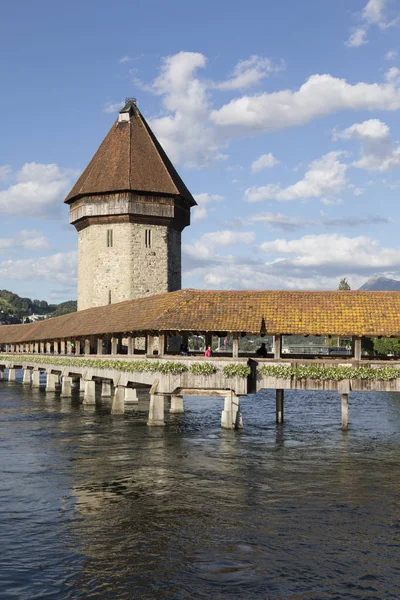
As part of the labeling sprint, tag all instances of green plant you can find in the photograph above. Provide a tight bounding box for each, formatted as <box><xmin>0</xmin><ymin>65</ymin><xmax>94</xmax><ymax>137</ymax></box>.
<box><xmin>373</xmin><ymin>338</ymin><xmax>400</xmax><ymax>356</ymax></box>
<box><xmin>259</xmin><ymin>364</ymin><xmax>400</xmax><ymax>381</ymax></box>
<box><xmin>189</xmin><ymin>362</ymin><xmax>216</xmax><ymax>375</ymax></box>
<box><xmin>223</xmin><ymin>364</ymin><xmax>251</xmax><ymax>378</ymax></box>
<box><xmin>0</xmin><ymin>355</ymin><xmax>188</xmax><ymax>375</ymax></box>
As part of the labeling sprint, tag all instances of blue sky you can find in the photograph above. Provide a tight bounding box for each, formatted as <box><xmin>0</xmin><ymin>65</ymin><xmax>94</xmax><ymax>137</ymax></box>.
<box><xmin>1</xmin><ymin>0</ymin><xmax>400</xmax><ymax>302</ymax></box>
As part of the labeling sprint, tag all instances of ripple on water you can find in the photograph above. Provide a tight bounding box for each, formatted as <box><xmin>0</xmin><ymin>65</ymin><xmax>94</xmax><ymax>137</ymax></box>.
<box><xmin>1</xmin><ymin>384</ymin><xmax>400</xmax><ymax>598</ymax></box>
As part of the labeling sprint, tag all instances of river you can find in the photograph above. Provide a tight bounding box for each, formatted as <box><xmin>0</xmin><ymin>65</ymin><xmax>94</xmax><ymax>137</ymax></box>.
<box><xmin>1</xmin><ymin>374</ymin><xmax>400</xmax><ymax>599</ymax></box>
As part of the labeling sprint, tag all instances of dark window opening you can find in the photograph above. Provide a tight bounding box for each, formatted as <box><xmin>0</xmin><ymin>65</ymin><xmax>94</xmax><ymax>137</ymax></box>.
<box><xmin>145</xmin><ymin>229</ymin><xmax>152</xmax><ymax>248</ymax></box>
<box><xmin>107</xmin><ymin>229</ymin><xmax>113</xmax><ymax>248</ymax></box>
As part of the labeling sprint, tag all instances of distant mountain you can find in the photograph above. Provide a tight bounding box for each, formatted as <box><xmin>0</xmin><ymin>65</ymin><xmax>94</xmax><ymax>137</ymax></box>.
<box><xmin>0</xmin><ymin>289</ymin><xmax>77</xmax><ymax>324</ymax></box>
<box><xmin>359</xmin><ymin>276</ymin><xmax>400</xmax><ymax>291</ymax></box>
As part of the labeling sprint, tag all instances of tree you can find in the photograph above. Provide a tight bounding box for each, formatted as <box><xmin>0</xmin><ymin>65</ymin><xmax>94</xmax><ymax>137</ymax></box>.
<box><xmin>373</xmin><ymin>338</ymin><xmax>400</xmax><ymax>357</ymax></box>
<box><xmin>338</xmin><ymin>278</ymin><xmax>351</xmax><ymax>290</ymax></box>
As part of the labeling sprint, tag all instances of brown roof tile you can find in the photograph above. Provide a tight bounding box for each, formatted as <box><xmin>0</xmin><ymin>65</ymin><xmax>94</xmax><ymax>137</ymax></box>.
<box><xmin>65</xmin><ymin>102</ymin><xmax>196</xmax><ymax>206</ymax></box>
<box><xmin>2</xmin><ymin>289</ymin><xmax>400</xmax><ymax>343</ymax></box>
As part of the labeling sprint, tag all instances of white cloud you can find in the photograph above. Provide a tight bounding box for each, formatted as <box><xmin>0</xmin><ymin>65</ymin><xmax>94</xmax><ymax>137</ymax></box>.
<box><xmin>354</xmin><ymin>148</ymin><xmax>400</xmax><ymax>171</ymax></box>
<box><xmin>0</xmin><ymin>230</ymin><xmax>49</xmax><ymax>251</ymax></box>
<box><xmin>0</xmin><ymin>163</ymin><xmax>79</xmax><ymax>218</ymax></box>
<box><xmin>363</xmin><ymin>0</ymin><xmax>390</xmax><ymax>26</ymax></box>
<box><xmin>320</xmin><ymin>197</ymin><xmax>344</xmax><ymax>206</ymax></box>
<box><xmin>346</xmin><ymin>27</ymin><xmax>368</xmax><ymax>48</ymax></box>
<box><xmin>192</xmin><ymin>193</ymin><xmax>223</xmax><ymax>221</ymax></box>
<box><xmin>182</xmin><ymin>229</ymin><xmax>400</xmax><ymax>291</ymax></box>
<box><xmin>250</xmin><ymin>212</ymin><xmax>315</xmax><ymax>231</ymax></box>
<box><xmin>385</xmin><ymin>49</ymin><xmax>398</xmax><ymax>60</ymax></box>
<box><xmin>0</xmin><ymin>165</ymin><xmax>11</xmax><ymax>181</ymax></box>
<box><xmin>334</xmin><ymin>118</ymin><xmax>400</xmax><ymax>171</ymax></box>
<box><xmin>322</xmin><ymin>215</ymin><xmax>390</xmax><ymax>227</ymax></box>
<box><xmin>333</xmin><ymin>118</ymin><xmax>389</xmax><ymax>140</ymax></box>
<box><xmin>103</xmin><ymin>101</ymin><xmax>124</xmax><ymax>113</ymax></box>
<box><xmin>119</xmin><ymin>56</ymin><xmax>132</xmax><ymax>63</ymax></box>
<box><xmin>124</xmin><ymin>52</ymin><xmax>400</xmax><ymax>167</ymax></box>
<box><xmin>259</xmin><ymin>233</ymin><xmax>400</xmax><ymax>270</ymax></box>
<box><xmin>346</xmin><ymin>0</ymin><xmax>397</xmax><ymax>47</ymax></box>
<box><xmin>182</xmin><ymin>244</ymin><xmax>388</xmax><ymax>291</ymax></box>
<box><xmin>211</xmin><ymin>73</ymin><xmax>400</xmax><ymax>133</ymax></box>
<box><xmin>0</xmin><ymin>251</ymin><xmax>77</xmax><ymax>286</ymax></box>
<box><xmin>184</xmin><ymin>230</ymin><xmax>255</xmax><ymax>260</ymax></box>
<box><xmin>249</xmin><ymin>211</ymin><xmax>387</xmax><ymax>231</ymax></box>
<box><xmin>148</xmin><ymin>51</ymin><xmax>225</xmax><ymax>168</ymax></box>
<box><xmin>184</xmin><ymin>259</ymin><xmax>352</xmax><ymax>290</ymax></box>
<box><xmin>385</xmin><ymin>66</ymin><xmax>400</xmax><ymax>84</ymax></box>
<box><xmin>214</xmin><ymin>56</ymin><xmax>284</xmax><ymax>91</ymax></box>
<box><xmin>251</xmin><ymin>153</ymin><xmax>280</xmax><ymax>173</ymax></box>
<box><xmin>245</xmin><ymin>152</ymin><xmax>348</xmax><ymax>202</ymax></box>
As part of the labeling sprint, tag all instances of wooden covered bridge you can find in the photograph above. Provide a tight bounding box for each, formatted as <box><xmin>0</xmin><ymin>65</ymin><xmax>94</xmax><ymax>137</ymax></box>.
<box><xmin>1</xmin><ymin>288</ymin><xmax>400</xmax><ymax>431</ymax></box>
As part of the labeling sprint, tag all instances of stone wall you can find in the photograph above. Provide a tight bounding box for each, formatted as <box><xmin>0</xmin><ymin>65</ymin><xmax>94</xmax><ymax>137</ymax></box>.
<box><xmin>78</xmin><ymin>222</ymin><xmax>181</xmax><ymax>310</ymax></box>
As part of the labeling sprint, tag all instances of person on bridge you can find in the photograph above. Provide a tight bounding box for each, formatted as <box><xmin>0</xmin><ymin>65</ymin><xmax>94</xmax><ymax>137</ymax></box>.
<box><xmin>180</xmin><ymin>343</ymin><xmax>189</xmax><ymax>356</ymax></box>
<box><xmin>256</xmin><ymin>343</ymin><xmax>268</xmax><ymax>357</ymax></box>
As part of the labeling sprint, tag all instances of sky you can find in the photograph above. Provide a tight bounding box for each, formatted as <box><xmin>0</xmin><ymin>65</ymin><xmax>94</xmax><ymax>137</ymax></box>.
<box><xmin>1</xmin><ymin>0</ymin><xmax>400</xmax><ymax>302</ymax></box>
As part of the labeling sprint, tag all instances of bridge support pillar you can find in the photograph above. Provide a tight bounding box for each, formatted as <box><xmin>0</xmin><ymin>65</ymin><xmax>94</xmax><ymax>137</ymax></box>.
<box><xmin>46</xmin><ymin>373</ymin><xmax>58</xmax><ymax>392</ymax></box>
<box><xmin>8</xmin><ymin>368</ymin><xmax>16</xmax><ymax>382</ymax></box>
<box><xmin>32</xmin><ymin>369</ymin><xmax>40</xmax><ymax>387</ymax></box>
<box><xmin>22</xmin><ymin>369</ymin><xmax>31</xmax><ymax>385</ymax></box>
<box><xmin>170</xmin><ymin>395</ymin><xmax>184</xmax><ymax>414</ymax></box>
<box><xmin>77</xmin><ymin>378</ymin><xmax>84</xmax><ymax>395</ymax></box>
<box><xmin>221</xmin><ymin>392</ymin><xmax>243</xmax><ymax>429</ymax></box>
<box><xmin>101</xmin><ymin>380</ymin><xmax>112</xmax><ymax>397</ymax></box>
<box><xmin>83</xmin><ymin>380</ymin><xmax>96</xmax><ymax>404</ymax></box>
<box><xmin>127</xmin><ymin>336</ymin><xmax>135</xmax><ymax>355</ymax></box>
<box><xmin>147</xmin><ymin>394</ymin><xmax>165</xmax><ymax>426</ymax></box>
<box><xmin>125</xmin><ymin>387</ymin><xmax>138</xmax><ymax>403</ymax></box>
<box><xmin>276</xmin><ymin>389</ymin><xmax>284</xmax><ymax>424</ymax></box>
<box><xmin>352</xmin><ymin>337</ymin><xmax>362</xmax><ymax>361</ymax></box>
<box><xmin>111</xmin><ymin>385</ymin><xmax>125</xmax><ymax>414</ymax></box>
<box><xmin>61</xmin><ymin>376</ymin><xmax>73</xmax><ymax>397</ymax></box>
<box><xmin>232</xmin><ymin>334</ymin><xmax>239</xmax><ymax>358</ymax></box>
<box><xmin>273</xmin><ymin>335</ymin><xmax>282</xmax><ymax>359</ymax></box>
<box><xmin>111</xmin><ymin>337</ymin><xmax>119</xmax><ymax>355</ymax></box>
<box><xmin>341</xmin><ymin>393</ymin><xmax>349</xmax><ymax>431</ymax></box>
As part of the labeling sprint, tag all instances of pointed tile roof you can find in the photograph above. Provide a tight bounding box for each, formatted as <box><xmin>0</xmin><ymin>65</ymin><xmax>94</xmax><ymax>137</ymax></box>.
<box><xmin>65</xmin><ymin>100</ymin><xmax>196</xmax><ymax>206</ymax></box>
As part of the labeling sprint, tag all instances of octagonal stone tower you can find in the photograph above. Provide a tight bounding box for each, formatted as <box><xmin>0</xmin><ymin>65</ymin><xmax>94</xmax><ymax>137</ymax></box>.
<box><xmin>65</xmin><ymin>99</ymin><xmax>196</xmax><ymax>311</ymax></box>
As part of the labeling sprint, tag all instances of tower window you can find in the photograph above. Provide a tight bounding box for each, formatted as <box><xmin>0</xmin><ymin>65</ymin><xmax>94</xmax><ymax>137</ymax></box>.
<box><xmin>108</xmin><ymin>290</ymin><xmax>112</xmax><ymax>304</ymax></box>
<box><xmin>107</xmin><ymin>229</ymin><xmax>113</xmax><ymax>247</ymax></box>
<box><xmin>145</xmin><ymin>229</ymin><xmax>152</xmax><ymax>248</ymax></box>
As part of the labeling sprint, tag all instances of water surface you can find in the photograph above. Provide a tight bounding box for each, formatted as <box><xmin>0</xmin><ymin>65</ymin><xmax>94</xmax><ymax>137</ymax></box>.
<box><xmin>1</xmin><ymin>375</ymin><xmax>400</xmax><ymax>599</ymax></box>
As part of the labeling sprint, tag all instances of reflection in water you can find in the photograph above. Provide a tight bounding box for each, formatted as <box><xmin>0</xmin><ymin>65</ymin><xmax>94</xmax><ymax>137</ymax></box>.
<box><xmin>1</xmin><ymin>384</ymin><xmax>400</xmax><ymax>599</ymax></box>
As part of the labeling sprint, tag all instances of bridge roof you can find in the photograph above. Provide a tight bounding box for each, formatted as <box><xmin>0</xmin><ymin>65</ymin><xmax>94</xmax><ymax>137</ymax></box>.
<box><xmin>64</xmin><ymin>100</ymin><xmax>196</xmax><ymax>206</ymax></box>
<box><xmin>1</xmin><ymin>289</ymin><xmax>400</xmax><ymax>343</ymax></box>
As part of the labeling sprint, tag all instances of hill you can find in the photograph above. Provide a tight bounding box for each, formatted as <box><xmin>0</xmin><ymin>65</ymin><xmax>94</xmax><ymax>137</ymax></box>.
<box><xmin>358</xmin><ymin>276</ymin><xmax>400</xmax><ymax>291</ymax></box>
<box><xmin>0</xmin><ymin>289</ymin><xmax>77</xmax><ymax>323</ymax></box>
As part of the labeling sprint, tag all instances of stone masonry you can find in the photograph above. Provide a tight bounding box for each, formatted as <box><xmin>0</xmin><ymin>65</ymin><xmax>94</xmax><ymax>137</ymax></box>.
<box><xmin>78</xmin><ymin>222</ymin><xmax>181</xmax><ymax>310</ymax></box>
